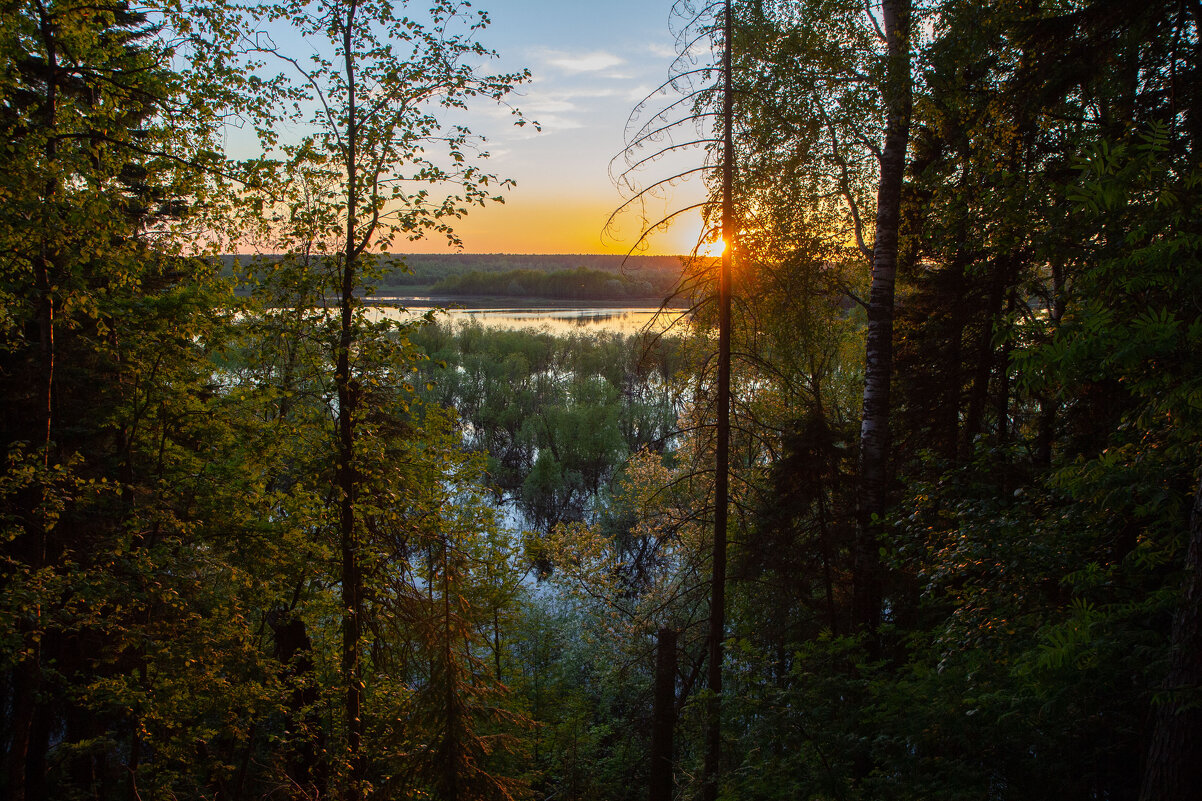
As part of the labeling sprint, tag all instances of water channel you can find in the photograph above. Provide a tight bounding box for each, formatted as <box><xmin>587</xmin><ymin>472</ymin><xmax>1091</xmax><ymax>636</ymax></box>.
<box><xmin>369</xmin><ymin>297</ymin><xmax>691</xmax><ymax>336</ymax></box>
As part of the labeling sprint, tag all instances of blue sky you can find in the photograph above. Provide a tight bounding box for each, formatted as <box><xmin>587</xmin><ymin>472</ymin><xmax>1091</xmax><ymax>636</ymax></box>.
<box><xmin>432</xmin><ymin>0</ymin><xmax>713</xmax><ymax>254</ymax></box>
<box><xmin>219</xmin><ymin>0</ymin><xmax>715</xmax><ymax>254</ymax></box>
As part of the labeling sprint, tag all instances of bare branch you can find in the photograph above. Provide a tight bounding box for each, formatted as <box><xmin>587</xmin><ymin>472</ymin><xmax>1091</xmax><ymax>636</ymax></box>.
<box><xmin>606</xmin><ymin>199</ymin><xmax>711</xmax><ymax>254</ymax></box>
<box><xmin>609</xmin><ymin>168</ymin><xmax>714</xmax><ymax>218</ymax></box>
<box><xmin>864</xmin><ymin>0</ymin><xmax>888</xmax><ymax>43</ymax></box>
<box><xmin>615</xmin><ymin>139</ymin><xmax>722</xmax><ymax>187</ymax></box>
<box><xmin>850</xmin><ymin>124</ymin><xmax>883</xmax><ymax>162</ymax></box>
<box><xmin>627</xmin><ymin>67</ymin><xmax>723</xmax><ymax>122</ymax></box>
<box><xmin>620</xmin><ymin>111</ymin><xmax>722</xmax><ymax>163</ymax></box>
<box><xmin>666</xmin><ymin>27</ymin><xmax>723</xmax><ymax>76</ymax></box>
<box><xmin>827</xmin><ymin>122</ymin><xmax>873</xmax><ymax>262</ymax></box>
<box><xmin>251</xmin><ymin>40</ymin><xmax>346</xmax><ymax>158</ymax></box>
<box><xmin>834</xmin><ymin>278</ymin><xmax>869</xmax><ymax>310</ymax></box>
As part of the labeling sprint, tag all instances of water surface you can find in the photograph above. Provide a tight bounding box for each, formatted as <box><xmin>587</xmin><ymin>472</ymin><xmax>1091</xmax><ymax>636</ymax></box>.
<box><xmin>370</xmin><ymin>299</ymin><xmax>690</xmax><ymax>337</ymax></box>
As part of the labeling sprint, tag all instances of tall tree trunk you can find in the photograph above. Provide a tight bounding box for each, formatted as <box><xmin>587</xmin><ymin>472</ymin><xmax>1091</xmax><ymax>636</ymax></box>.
<box><xmin>994</xmin><ymin>290</ymin><xmax>1016</xmax><ymax>449</ymax></box>
<box><xmin>337</xmin><ymin>3</ymin><xmax>364</xmax><ymax>799</ymax></box>
<box><xmin>854</xmin><ymin>0</ymin><xmax>912</xmax><ymax>635</ymax></box>
<box><xmin>941</xmin><ymin>260</ymin><xmax>967</xmax><ymax>461</ymax></box>
<box><xmin>30</xmin><ymin>0</ymin><xmax>60</xmax><ymax>468</ymax></box>
<box><xmin>1035</xmin><ymin>261</ymin><xmax>1065</xmax><ymax>466</ymax></box>
<box><xmin>649</xmin><ymin>627</ymin><xmax>677</xmax><ymax>801</ymax></box>
<box><xmin>9</xmin><ymin>14</ymin><xmax>62</xmax><ymax>791</ymax></box>
<box><xmin>958</xmin><ymin>279</ymin><xmax>1000</xmax><ymax>461</ymax></box>
<box><xmin>702</xmin><ymin>3</ymin><xmax>734</xmax><ymax>798</ymax></box>
<box><xmin>272</xmin><ymin>613</ymin><xmax>325</xmax><ymax>798</ymax></box>
<box><xmin>7</xmin><ymin>656</ymin><xmax>38</xmax><ymax>801</ymax></box>
<box><xmin>1140</xmin><ymin>472</ymin><xmax>1202</xmax><ymax>801</ymax></box>
<box><xmin>442</xmin><ymin>542</ymin><xmax>460</xmax><ymax>801</ymax></box>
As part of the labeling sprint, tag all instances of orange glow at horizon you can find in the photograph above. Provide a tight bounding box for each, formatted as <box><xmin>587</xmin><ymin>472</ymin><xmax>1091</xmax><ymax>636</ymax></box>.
<box><xmin>388</xmin><ymin>196</ymin><xmax>705</xmax><ymax>256</ymax></box>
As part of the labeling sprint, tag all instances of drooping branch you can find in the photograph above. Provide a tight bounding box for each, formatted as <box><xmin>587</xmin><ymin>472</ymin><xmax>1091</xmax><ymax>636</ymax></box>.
<box><xmin>618</xmin><ymin>112</ymin><xmax>722</xmax><ymax>168</ymax></box>
<box><xmin>609</xmin><ymin>171</ymin><xmax>716</xmax><ymax>222</ymax></box>
<box><xmin>827</xmin><ymin>121</ymin><xmax>874</xmax><ymax>262</ymax></box>
<box><xmin>615</xmin><ymin>139</ymin><xmax>723</xmax><ymax>187</ymax></box>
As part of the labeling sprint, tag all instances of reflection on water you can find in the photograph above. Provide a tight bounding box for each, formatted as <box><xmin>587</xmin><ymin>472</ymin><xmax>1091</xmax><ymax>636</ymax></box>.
<box><xmin>368</xmin><ymin>303</ymin><xmax>690</xmax><ymax>337</ymax></box>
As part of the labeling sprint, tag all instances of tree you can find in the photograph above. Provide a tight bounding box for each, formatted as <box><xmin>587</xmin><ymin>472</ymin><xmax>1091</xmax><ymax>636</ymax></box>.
<box><xmin>716</xmin><ymin>0</ymin><xmax>914</xmax><ymax>637</ymax></box>
<box><xmin>853</xmin><ymin>0</ymin><xmax>911</xmax><ymax>636</ymax></box>
<box><xmin>0</xmin><ymin>3</ymin><xmax>286</xmax><ymax>797</ymax></box>
<box><xmin>223</xmin><ymin>0</ymin><xmax>530</xmax><ymax>795</ymax></box>
<box><xmin>611</xmin><ymin>1</ymin><xmax>738</xmax><ymax>795</ymax></box>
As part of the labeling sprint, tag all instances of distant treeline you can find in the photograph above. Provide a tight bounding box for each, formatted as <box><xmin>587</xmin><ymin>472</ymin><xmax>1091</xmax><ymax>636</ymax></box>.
<box><xmin>221</xmin><ymin>253</ymin><xmax>684</xmax><ymax>292</ymax></box>
<box><xmin>430</xmin><ymin>266</ymin><xmax>674</xmax><ymax>299</ymax></box>
<box><xmin>389</xmin><ymin>253</ymin><xmax>682</xmax><ymax>282</ymax></box>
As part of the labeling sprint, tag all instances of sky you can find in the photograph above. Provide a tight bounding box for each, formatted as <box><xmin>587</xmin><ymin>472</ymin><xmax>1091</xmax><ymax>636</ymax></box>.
<box><xmin>404</xmin><ymin>0</ymin><xmax>715</xmax><ymax>256</ymax></box>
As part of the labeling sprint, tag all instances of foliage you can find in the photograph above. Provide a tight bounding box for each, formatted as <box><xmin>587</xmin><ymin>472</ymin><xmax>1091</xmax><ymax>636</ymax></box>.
<box><xmin>4</xmin><ymin>0</ymin><xmax>1202</xmax><ymax>798</ymax></box>
<box><xmin>431</xmin><ymin>266</ymin><xmax>671</xmax><ymax>300</ymax></box>
<box><xmin>411</xmin><ymin>322</ymin><xmax>687</xmax><ymax>535</ymax></box>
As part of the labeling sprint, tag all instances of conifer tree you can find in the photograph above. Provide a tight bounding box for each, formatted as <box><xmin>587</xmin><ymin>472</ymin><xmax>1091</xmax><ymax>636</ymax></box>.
<box><xmin>0</xmin><ymin>2</ymin><xmax>279</xmax><ymax>797</ymax></box>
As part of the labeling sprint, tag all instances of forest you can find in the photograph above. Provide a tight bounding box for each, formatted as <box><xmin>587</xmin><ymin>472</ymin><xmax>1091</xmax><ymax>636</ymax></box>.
<box><xmin>427</xmin><ymin>267</ymin><xmax>675</xmax><ymax>300</ymax></box>
<box><xmin>2</xmin><ymin>0</ymin><xmax>1201</xmax><ymax>800</ymax></box>
<box><xmin>221</xmin><ymin>254</ymin><xmax>684</xmax><ymax>296</ymax></box>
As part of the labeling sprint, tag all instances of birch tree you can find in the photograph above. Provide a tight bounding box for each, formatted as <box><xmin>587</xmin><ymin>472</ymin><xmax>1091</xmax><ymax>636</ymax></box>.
<box><xmin>224</xmin><ymin>0</ymin><xmax>530</xmax><ymax>796</ymax></box>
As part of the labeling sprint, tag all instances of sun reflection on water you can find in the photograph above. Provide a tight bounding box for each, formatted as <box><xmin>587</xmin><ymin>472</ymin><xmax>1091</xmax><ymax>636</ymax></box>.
<box><xmin>367</xmin><ymin>303</ymin><xmax>689</xmax><ymax>337</ymax></box>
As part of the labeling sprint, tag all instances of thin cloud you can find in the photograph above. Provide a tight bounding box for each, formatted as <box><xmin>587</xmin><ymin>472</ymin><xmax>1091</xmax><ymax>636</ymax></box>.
<box><xmin>545</xmin><ymin>86</ymin><xmax>621</xmax><ymax>100</ymax></box>
<box><xmin>535</xmin><ymin>48</ymin><xmax>626</xmax><ymax>74</ymax></box>
<box><xmin>624</xmin><ymin>84</ymin><xmax>660</xmax><ymax>103</ymax></box>
<box><xmin>524</xmin><ymin>97</ymin><xmax>579</xmax><ymax>114</ymax></box>
<box><xmin>597</xmin><ymin>69</ymin><xmax>636</xmax><ymax>81</ymax></box>
<box><xmin>503</xmin><ymin>85</ymin><xmax>623</xmax><ymax>122</ymax></box>
<box><xmin>530</xmin><ymin>114</ymin><xmax>585</xmax><ymax>131</ymax></box>
<box><xmin>646</xmin><ymin>42</ymin><xmax>677</xmax><ymax>59</ymax></box>
<box><xmin>474</xmin><ymin>99</ymin><xmax>584</xmax><ymax>139</ymax></box>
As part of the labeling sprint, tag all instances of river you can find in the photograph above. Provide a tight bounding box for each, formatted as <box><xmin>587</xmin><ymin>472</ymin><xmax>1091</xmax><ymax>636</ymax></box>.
<box><xmin>369</xmin><ymin>297</ymin><xmax>691</xmax><ymax>336</ymax></box>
